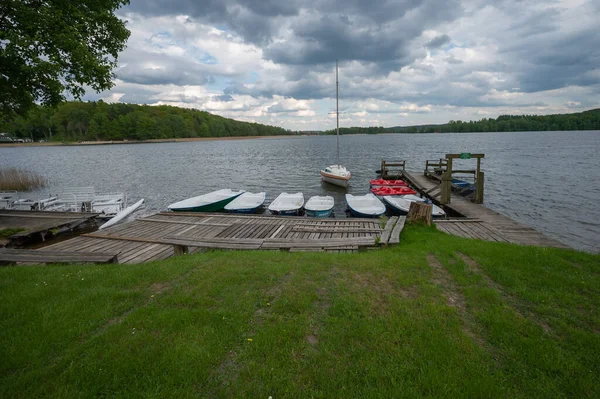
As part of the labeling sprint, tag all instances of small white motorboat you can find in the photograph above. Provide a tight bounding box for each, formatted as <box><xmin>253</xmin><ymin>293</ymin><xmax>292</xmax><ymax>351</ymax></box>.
<box><xmin>268</xmin><ymin>192</ymin><xmax>304</xmax><ymax>216</ymax></box>
<box><xmin>224</xmin><ymin>192</ymin><xmax>266</xmax><ymax>214</ymax></box>
<box><xmin>44</xmin><ymin>187</ymin><xmax>96</xmax><ymax>212</ymax></box>
<box><xmin>168</xmin><ymin>189</ymin><xmax>245</xmax><ymax>212</ymax></box>
<box><xmin>11</xmin><ymin>195</ymin><xmax>58</xmax><ymax>211</ymax></box>
<box><xmin>0</xmin><ymin>192</ymin><xmax>18</xmax><ymax>209</ymax></box>
<box><xmin>383</xmin><ymin>195</ymin><xmax>446</xmax><ymax>218</ymax></box>
<box><xmin>92</xmin><ymin>193</ymin><xmax>126</xmax><ymax>217</ymax></box>
<box><xmin>319</xmin><ymin>62</ymin><xmax>352</xmax><ymax>189</ymax></box>
<box><xmin>99</xmin><ymin>199</ymin><xmax>145</xmax><ymax>230</ymax></box>
<box><xmin>345</xmin><ymin>193</ymin><xmax>386</xmax><ymax>218</ymax></box>
<box><xmin>320</xmin><ymin>165</ymin><xmax>352</xmax><ymax>188</ymax></box>
<box><xmin>305</xmin><ymin>195</ymin><xmax>334</xmax><ymax>217</ymax></box>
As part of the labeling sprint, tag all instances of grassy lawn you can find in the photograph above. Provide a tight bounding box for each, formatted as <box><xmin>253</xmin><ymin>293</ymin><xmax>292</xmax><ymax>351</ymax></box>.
<box><xmin>1</xmin><ymin>224</ymin><xmax>598</xmax><ymax>398</ymax></box>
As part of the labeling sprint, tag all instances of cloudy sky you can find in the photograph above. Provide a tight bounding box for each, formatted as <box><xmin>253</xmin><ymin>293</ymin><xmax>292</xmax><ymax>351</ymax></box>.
<box><xmin>84</xmin><ymin>0</ymin><xmax>600</xmax><ymax>130</ymax></box>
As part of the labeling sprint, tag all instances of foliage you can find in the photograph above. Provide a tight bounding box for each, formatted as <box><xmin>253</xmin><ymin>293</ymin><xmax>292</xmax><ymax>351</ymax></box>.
<box><xmin>0</xmin><ymin>0</ymin><xmax>130</xmax><ymax>115</ymax></box>
<box><xmin>0</xmin><ymin>168</ymin><xmax>47</xmax><ymax>191</ymax></box>
<box><xmin>0</xmin><ymin>228</ymin><xmax>25</xmax><ymax>238</ymax></box>
<box><xmin>323</xmin><ymin>108</ymin><xmax>600</xmax><ymax>134</ymax></box>
<box><xmin>0</xmin><ymin>225</ymin><xmax>598</xmax><ymax>397</ymax></box>
<box><xmin>2</xmin><ymin>101</ymin><xmax>292</xmax><ymax>141</ymax></box>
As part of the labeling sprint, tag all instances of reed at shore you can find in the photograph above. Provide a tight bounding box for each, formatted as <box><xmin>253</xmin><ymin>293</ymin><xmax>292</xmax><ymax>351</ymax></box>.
<box><xmin>0</xmin><ymin>168</ymin><xmax>47</xmax><ymax>191</ymax></box>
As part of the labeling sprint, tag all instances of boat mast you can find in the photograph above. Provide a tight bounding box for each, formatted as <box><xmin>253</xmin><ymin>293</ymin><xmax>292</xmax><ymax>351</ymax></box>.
<box><xmin>336</xmin><ymin>59</ymin><xmax>340</xmax><ymax>167</ymax></box>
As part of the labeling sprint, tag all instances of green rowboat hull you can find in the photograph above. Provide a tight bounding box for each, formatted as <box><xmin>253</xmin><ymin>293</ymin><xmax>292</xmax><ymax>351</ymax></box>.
<box><xmin>170</xmin><ymin>196</ymin><xmax>240</xmax><ymax>212</ymax></box>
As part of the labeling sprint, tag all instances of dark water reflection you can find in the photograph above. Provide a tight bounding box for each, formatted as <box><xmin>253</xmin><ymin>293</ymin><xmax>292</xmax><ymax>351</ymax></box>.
<box><xmin>2</xmin><ymin>130</ymin><xmax>599</xmax><ymax>252</ymax></box>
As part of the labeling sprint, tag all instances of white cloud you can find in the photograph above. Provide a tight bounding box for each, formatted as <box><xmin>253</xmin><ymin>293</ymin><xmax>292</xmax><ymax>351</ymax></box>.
<box><xmin>79</xmin><ymin>1</ymin><xmax>600</xmax><ymax>130</ymax></box>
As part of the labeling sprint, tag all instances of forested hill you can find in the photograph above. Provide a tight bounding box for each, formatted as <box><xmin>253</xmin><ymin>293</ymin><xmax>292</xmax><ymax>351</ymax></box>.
<box><xmin>1</xmin><ymin>101</ymin><xmax>291</xmax><ymax>142</ymax></box>
<box><xmin>324</xmin><ymin>108</ymin><xmax>600</xmax><ymax>134</ymax></box>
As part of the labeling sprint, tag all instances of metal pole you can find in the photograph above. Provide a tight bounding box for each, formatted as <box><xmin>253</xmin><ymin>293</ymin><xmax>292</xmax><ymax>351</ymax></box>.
<box><xmin>336</xmin><ymin>59</ymin><xmax>340</xmax><ymax>167</ymax></box>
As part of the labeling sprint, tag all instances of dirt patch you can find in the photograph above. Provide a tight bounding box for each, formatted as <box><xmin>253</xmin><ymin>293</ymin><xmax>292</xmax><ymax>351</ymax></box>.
<box><xmin>427</xmin><ymin>254</ymin><xmax>466</xmax><ymax>311</ymax></box>
<box><xmin>427</xmin><ymin>254</ymin><xmax>488</xmax><ymax>348</ymax></box>
<box><xmin>150</xmin><ymin>282</ymin><xmax>170</xmax><ymax>295</ymax></box>
<box><xmin>399</xmin><ymin>286</ymin><xmax>419</xmax><ymax>299</ymax></box>
<box><xmin>350</xmin><ymin>271</ymin><xmax>418</xmax><ymax>299</ymax></box>
<box><xmin>457</xmin><ymin>252</ymin><xmax>553</xmax><ymax>335</ymax></box>
<box><xmin>306</xmin><ymin>334</ymin><xmax>319</xmax><ymax>346</ymax></box>
<box><xmin>347</xmin><ymin>271</ymin><xmax>419</xmax><ymax>316</ymax></box>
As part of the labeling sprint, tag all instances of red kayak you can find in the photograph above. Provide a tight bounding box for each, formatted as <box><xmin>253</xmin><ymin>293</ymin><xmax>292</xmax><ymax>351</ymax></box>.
<box><xmin>369</xmin><ymin>179</ymin><xmax>408</xmax><ymax>187</ymax></box>
<box><xmin>371</xmin><ymin>186</ymin><xmax>417</xmax><ymax>196</ymax></box>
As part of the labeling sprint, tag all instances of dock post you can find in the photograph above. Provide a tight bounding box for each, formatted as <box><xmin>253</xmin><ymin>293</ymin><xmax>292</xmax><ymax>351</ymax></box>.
<box><xmin>440</xmin><ymin>157</ymin><xmax>452</xmax><ymax>204</ymax></box>
<box><xmin>475</xmin><ymin>171</ymin><xmax>484</xmax><ymax>204</ymax></box>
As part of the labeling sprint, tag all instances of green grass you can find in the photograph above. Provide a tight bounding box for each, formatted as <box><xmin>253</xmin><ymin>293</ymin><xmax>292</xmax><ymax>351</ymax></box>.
<box><xmin>0</xmin><ymin>228</ymin><xmax>26</xmax><ymax>238</ymax></box>
<box><xmin>0</xmin><ymin>225</ymin><xmax>598</xmax><ymax>398</ymax></box>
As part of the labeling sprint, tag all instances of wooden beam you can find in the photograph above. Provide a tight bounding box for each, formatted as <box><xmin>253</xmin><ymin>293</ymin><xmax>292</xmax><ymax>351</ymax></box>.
<box><xmin>445</xmin><ymin>153</ymin><xmax>485</xmax><ymax>159</ymax></box>
<box><xmin>0</xmin><ymin>248</ymin><xmax>118</xmax><ymax>265</ymax></box>
<box><xmin>379</xmin><ymin>216</ymin><xmax>397</xmax><ymax>245</ymax></box>
<box><xmin>475</xmin><ymin>171</ymin><xmax>485</xmax><ymax>204</ymax></box>
<box><xmin>388</xmin><ymin>216</ymin><xmax>406</xmax><ymax>245</ymax></box>
<box><xmin>140</xmin><ymin>217</ymin><xmax>232</xmax><ymax>227</ymax></box>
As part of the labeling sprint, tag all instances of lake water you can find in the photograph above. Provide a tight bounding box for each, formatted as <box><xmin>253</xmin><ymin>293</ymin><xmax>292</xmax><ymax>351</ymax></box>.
<box><xmin>1</xmin><ymin>131</ymin><xmax>599</xmax><ymax>252</ymax></box>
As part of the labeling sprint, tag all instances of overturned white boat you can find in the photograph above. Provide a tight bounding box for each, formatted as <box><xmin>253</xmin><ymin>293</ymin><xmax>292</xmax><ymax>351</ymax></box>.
<box><xmin>305</xmin><ymin>195</ymin><xmax>334</xmax><ymax>217</ymax></box>
<box><xmin>224</xmin><ymin>192</ymin><xmax>266</xmax><ymax>214</ymax></box>
<box><xmin>268</xmin><ymin>192</ymin><xmax>304</xmax><ymax>216</ymax></box>
<box><xmin>383</xmin><ymin>195</ymin><xmax>446</xmax><ymax>218</ymax></box>
<box><xmin>168</xmin><ymin>189</ymin><xmax>245</xmax><ymax>212</ymax></box>
<box><xmin>345</xmin><ymin>193</ymin><xmax>386</xmax><ymax>218</ymax></box>
<box><xmin>99</xmin><ymin>199</ymin><xmax>145</xmax><ymax>230</ymax></box>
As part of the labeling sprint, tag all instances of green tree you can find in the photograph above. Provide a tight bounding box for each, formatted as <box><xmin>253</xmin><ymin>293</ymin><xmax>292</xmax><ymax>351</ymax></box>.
<box><xmin>0</xmin><ymin>0</ymin><xmax>130</xmax><ymax>114</ymax></box>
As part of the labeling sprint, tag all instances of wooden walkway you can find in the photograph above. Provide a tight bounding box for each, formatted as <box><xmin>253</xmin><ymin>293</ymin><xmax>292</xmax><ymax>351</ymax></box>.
<box><xmin>0</xmin><ymin>210</ymin><xmax>99</xmax><ymax>247</ymax></box>
<box><xmin>402</xmin><ymin>171</ymin><xmax>570</xmax><ymax>249</ymax></box>
<box><xmin>41</xmin><ymin>212</ymin><xmax>407</xmax><ymax>264</ymax></box>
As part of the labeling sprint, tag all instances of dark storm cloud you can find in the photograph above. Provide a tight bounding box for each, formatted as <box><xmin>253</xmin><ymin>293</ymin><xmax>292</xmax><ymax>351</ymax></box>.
<box><xmin>125</xmin><ymin>0</ymin><xmax>461</xmax><ymax>67</ymax></box>
<box><xmin>124</xmin><ymin>0</ymin><xmax>300</xmax><ymax>44</ymax></box>
<box><xmin>118</xmin><ymin>0</ymin><xmax>600</xmax><ymax>112</ymax></box>
<box><xmin>426</xmin><ymin>34</ymin><xmax>450</xmax><ymax>49</ymax></box>
<box><xmin>117</xmin><ymin>66</ymin><xmax>210</xmax><ymax>86</ymax></box>
<box><xmin>507</xmin><ymin>24</ymin><xmax>600</xmax><ymax>93</ymax></box>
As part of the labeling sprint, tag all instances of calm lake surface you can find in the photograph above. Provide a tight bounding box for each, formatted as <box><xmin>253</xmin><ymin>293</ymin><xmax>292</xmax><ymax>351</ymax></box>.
<box><xmin>2</xmin><ymin>131</ymin><xmax>599</xmax><ymax>252</ymax></box>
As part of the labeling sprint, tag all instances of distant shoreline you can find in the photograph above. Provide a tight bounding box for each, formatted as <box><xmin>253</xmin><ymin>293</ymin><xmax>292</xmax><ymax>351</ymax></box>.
<box><xmin>0</xmin><ymin>135</ymin><xmax>298</xmax><ymax>148</ymax></box>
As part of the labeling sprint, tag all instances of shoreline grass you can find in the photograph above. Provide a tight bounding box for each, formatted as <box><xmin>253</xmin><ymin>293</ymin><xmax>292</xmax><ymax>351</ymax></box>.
<box><xmin>0</xmin><ymin>228</ymin><xmax>26</xmax><ymax>238</ymax></box>
<box><xmin>0</xmin><ymin>225</ymin><xmax>598</xmax><ymax>397</ymax></box>
<box><xmin>0</xmin><ymin>168</ymin><xmax>47</xmax><ymax>191</ymax></box>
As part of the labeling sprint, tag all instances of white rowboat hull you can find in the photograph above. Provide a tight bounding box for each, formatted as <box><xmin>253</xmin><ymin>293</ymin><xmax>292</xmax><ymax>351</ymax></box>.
<box><xmin>99</xmin><ymin>199</ymin><xmax>145</xmax><ymax>230</ymax></box>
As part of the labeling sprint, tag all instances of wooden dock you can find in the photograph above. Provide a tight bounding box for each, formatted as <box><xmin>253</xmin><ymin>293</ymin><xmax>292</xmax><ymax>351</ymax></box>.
<box><xmin>40</xmin><ymin>212</ymin><xmax>407</xmax><ymax>264</ymax></box>
<box><xmin>0</xmin><ymin>210</ymin><xmax>99</xmax><ymax>247</ymax></box>
<box><xmin>402</xmin><ymin>171</ymin><xmax>570</xmax><ymax>249</ymax></box>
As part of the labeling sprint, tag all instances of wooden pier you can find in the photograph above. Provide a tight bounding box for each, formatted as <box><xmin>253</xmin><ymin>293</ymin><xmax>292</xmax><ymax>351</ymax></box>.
<box><xmin>39</xmin><ymin>212</ymin><xmax>407</xmax><ymax>264</ymax></box>
<box><xmin>0</xmin><ymin>210</ymin><xmax>99</xmax><ymax>248</ymax></box>
<box><xmin>401</xmin><ymin>170</ymin><xmax>570</xmax><ymax>248</ymax></box>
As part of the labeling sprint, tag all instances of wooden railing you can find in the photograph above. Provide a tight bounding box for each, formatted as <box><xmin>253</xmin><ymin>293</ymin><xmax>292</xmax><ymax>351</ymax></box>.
<box><xmin>423</xmin><ymin>154</ymin><xmax>485</xmax><ymax>205</ymax></box>
<box><xmin>380</xmin><ymin>160</ymin><xmax>406</xmax><ymax>179</ymax></box>
<box><xmin>424</xmin><ymin>158</ymin><xmax>448</xmax><ymax>175</ymax></box>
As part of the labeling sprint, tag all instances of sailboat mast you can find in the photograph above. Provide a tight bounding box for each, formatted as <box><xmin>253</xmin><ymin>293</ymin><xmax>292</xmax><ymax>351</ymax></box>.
<box><xmin>336</xmin><ymin>59</ymin><xmax>340</xmax><ymax>167</ymax></box>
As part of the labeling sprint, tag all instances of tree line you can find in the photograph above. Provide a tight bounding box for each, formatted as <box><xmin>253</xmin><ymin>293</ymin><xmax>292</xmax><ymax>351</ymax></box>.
<box><xmin>0</xmin><ymin>101</ymin><xmax>291</xmax><ymax>142</ymax></box>
<box><xmin>323</xmin><ymin>108</ymin><xmax>600</xmax><ymax>134</ymax></box>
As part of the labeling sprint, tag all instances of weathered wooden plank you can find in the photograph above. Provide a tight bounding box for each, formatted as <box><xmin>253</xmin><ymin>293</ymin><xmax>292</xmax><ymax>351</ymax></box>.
<box><xmin>117</xmin><ymin>242</ymin><xmax>158</xmax><ymax>263</ymax></box>
<box><xmin>379</xmin><ymin>216</ymin><xmax>397</xmax><ymax>245</ymax></box>
<box><xmin>140</xmin><ymin>217</ymin><xmax>232</xmax><ymax>227</ymax></box>
<box><xmin>159</xmin><ymin>211</ymin><xmax>376</xmax><ymax>223</ymax></box>
<box><xmin>268</xmin><ymin>223</ymin><xmax>286</xmax><ymax>239</ymax></box>
<box><xmin>0</xmin><ymin>248</ymin><xmax>118</xmax><ymax>264</ymax></box>
<box><xmin>261</xmin><ymin>238</ymin><xmax>375</xmax><ymax>249</ymax></box>
<box><xmin>291</xmin><ymin>226</ymin><xmax>383</xmax><ymax>233</ymax></box>
<box><xmin>388</xmin><ymin>216</ymin><xmax>406</xmax><ymax>245</ymax></box>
